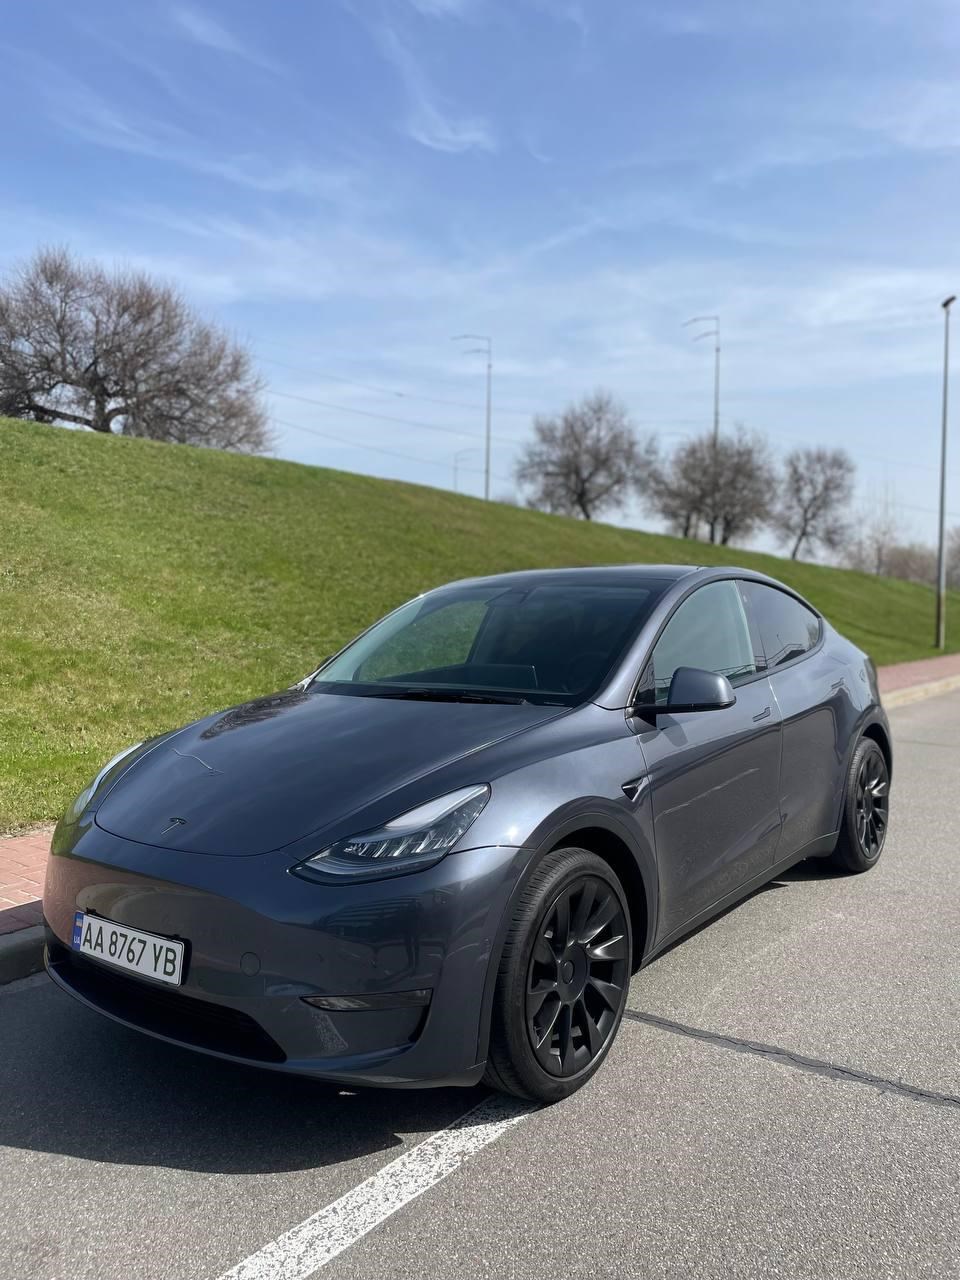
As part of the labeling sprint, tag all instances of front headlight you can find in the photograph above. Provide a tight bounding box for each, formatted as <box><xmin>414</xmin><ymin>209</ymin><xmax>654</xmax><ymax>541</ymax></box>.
<box><xmin>61</xmin><ymin>741</ymin><xmax>144</xmax><ymax>825</ymax></box>
<box><xmin>291</xmin><ymin>784</ymin><xmax>491</xmax><ymax>883</ymax></box>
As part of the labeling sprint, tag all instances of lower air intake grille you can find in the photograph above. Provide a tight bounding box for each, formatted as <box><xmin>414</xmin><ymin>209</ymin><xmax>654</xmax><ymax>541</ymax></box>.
<box><xmin>48</xmin><ymin>941</ymin><xmax>286</xmax><ymax>1063</ymax></box>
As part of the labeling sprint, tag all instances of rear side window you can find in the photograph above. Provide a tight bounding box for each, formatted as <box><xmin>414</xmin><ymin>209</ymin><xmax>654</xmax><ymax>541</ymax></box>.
<box><xmin>741</xmin><ymin>582</ymin><xmax>821</xmax><ymax>668</ymax></box>
<box><xmin>640</xmin><ymin>580</ymin><xmax>757</xmax><ymax>705</ymax></box>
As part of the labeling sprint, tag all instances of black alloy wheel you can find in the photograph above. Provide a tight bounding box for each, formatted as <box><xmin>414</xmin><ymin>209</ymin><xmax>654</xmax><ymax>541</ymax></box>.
<box><xmin>485</xmin><ymin>847</ymin><xmax>632</xmax><ymax>1102</ymax></box>
<box><xmin>829</xmin><ymin>737</ymin><xmax>891</xmax><ymax>874</ymax></box>
<box><xmin>525</xmin><ymin>876</ymin><xmax>629</xmax><ymax>1077</ymax></box>
<box><xmin>854</xmin><ymin>746</ymin><xmax>889</xmax><ymax>859</ymax></box>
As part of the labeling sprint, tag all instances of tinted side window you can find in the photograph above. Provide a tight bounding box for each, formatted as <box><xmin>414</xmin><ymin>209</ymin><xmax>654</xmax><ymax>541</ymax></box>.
<box><xmin>642</xmin><ymin>581</ymin><xmax>757</xmax><ymax>705</ymax></box>
<box><xmin>742</xmin><ymin>583</ymin><xmax>821</xmax><ymax>668</ymax></box>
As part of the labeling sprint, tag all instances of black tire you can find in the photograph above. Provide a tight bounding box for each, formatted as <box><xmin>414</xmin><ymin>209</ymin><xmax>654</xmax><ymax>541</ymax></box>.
<box><xmin>827</xmin><ymin>737</ymin><xmax>890</xmax><ymax>874</ymax></box>
<box><xmin>484</xmin><ymin>847</ymin><xmax>632</xmax><ymax>1103</ymax></box>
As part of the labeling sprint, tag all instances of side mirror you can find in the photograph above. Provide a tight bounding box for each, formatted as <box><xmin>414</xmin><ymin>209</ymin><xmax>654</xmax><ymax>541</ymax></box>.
<box><xmin>646</xmin><ymin>666</ymin><xmax>736</xmax><ymax>716</ymax></box>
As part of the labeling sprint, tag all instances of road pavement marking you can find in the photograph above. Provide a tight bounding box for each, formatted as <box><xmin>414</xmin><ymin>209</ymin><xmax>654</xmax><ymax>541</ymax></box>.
<box><xmin>216</xmin><ymin>1093</ymin><xmax>537</xmax><ymax>1280</ymax></box>
<box><xmin>624</xmin><ymin>1008</ymin><xmax>960</xmax><ymax>1111</ymax></box>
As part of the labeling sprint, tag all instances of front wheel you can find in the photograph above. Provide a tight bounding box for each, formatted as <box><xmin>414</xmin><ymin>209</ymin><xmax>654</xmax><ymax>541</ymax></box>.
<box><xmin>484</xmin><ymin>848</ymin><xmax>632</xmax><ymax>1103</ymax></box>
<box><xmin>827</xmin><ymin>737</ymin><xmax>890</xmax><ymax>873</ymax></box>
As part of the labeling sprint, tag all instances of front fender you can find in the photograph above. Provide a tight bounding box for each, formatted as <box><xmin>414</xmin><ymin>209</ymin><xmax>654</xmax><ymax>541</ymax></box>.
<box><xmin>474</xmin><ymin>799</ymin><xmax>658</xmax><ymax>1068</ymax></box>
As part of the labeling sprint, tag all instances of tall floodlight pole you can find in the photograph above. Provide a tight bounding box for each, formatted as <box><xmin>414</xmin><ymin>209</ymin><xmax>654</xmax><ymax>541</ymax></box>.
<box><xmin>935</xmin><ymin>296</ymin><xmax>956</xmax><ymax>650</ymax></box>
<box><xmin>684</xmin><ymin>315</ymin><xmax>721</xmax><ymax>541</ymax></box>
<box><xmin>453</xmin><ymin>335</ymin><xmax>493</xmax><ymax>500</ymax></box>
<box><xmin>683</xmin><ymin>315</ymin><xmax>720</xmax><ymax>444</ymax></box>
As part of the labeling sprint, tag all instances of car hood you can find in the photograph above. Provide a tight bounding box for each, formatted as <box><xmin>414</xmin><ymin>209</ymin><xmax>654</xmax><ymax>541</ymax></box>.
<box><xmin>94</xmin><ymin>686</ymin><xmax>567</xmax><ymax>856</ymax></box>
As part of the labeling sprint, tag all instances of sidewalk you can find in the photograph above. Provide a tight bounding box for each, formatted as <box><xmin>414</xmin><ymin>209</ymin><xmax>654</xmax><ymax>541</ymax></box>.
<box><xmin>877</xmin><ymin>650</ymin><xmax>960</xmax><ymax>699</ymax></box>
<box><xmin>0</xmin><ymin>828</ymin><xmax>49</xmax><ymax>936</ymax></box>
<box><xmin>0</xmin><ymin>826</ymin><xmax>52</xmax><ymax>983</ymax></box>
<box><xmin>4</xmin><ymin>650</ymin><xmax>960</xmax><ymax>982</ymax></box>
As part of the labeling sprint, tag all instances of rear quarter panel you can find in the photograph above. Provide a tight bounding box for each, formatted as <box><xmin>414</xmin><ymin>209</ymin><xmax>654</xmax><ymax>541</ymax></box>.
<box><xmin>766</xmin><ymin>628</ymin><xmax>863</xmax><ymax>855</ymax></box>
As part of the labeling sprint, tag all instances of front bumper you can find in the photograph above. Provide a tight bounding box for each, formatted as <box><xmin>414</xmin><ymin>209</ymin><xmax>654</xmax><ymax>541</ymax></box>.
<box><xmin>43</xmin><ymin>818</ymin><xmax>521</xmax><ymax>1087</ymax></box>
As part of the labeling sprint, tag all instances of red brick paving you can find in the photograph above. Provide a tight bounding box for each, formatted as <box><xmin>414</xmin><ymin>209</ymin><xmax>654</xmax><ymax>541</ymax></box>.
<box><xmin>0</xmin><ymin>828</ymin><xmax>52</xmax><ymax>936</ymax></box>
<box><xmin>2</xmin><ymin>652</ymin><xmax>960</xmax><ymax>944</ymax></box>
<box><xmin>877</xmin><ymin>651</ymin><xmax>960</xmax><ymax>694</ymax></box>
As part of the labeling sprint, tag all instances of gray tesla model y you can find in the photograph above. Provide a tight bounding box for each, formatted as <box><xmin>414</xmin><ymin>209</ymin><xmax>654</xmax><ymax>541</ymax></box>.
<box><xmin>43</xmin><ymin>565</ymin><xmax>891</xmax><ymax>1102</ymax></box>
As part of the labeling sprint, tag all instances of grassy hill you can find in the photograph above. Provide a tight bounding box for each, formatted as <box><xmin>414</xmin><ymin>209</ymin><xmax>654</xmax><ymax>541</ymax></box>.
<box><xmin>2</xmin><ymin>416</ymin><xmax>956</xmax><ymax>831</ymax></box>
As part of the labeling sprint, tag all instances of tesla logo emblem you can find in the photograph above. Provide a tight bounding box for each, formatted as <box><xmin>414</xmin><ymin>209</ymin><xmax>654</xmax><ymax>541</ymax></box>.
<box><xmin>160</xmin><ymin>817</ymin><xmax>187</xmax><ymax>836</ymax></box>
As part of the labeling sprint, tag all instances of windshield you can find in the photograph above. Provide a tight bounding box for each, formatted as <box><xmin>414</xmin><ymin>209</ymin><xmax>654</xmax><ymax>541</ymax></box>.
<box><xmin>312</xmin><ymin>580</ymin><xmax>669</xmax><ymax>706</ymax></box>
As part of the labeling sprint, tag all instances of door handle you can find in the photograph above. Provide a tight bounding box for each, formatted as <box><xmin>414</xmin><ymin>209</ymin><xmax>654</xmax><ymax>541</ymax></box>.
<box><xmin>752</xmin><ymin>706</ymin><xmax>772</xmax><ymax>722</ymax></box>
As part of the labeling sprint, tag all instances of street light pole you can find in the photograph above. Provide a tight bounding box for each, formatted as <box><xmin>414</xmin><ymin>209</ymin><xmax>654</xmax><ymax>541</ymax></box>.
<box><xmin>683</xmin><ymin>315</ymin><xmax>721</xmax><ymax>445</ymax></box>
<box><xmin>484</xmin><ymin>345</ymin><xmax>492</xmax><ymax>500</ymax></box>
<box><xmin>935</xmin><ymin>295</ymin><xmax>956</xmax><ymax>650</ymax></box>
<box><xmin>712</xmin><ymin>319</ymin><xmax>720</xmax><ymax>446</ymax></box>
<box><xmin>684</xmin><ymin>315</ymin><xmax>721</xmax><ymax>542</ymax></box>
<box><xmin>453</xmin><ymin>334</ymin><xmax>493</xmax><ymax>500</ymax></box>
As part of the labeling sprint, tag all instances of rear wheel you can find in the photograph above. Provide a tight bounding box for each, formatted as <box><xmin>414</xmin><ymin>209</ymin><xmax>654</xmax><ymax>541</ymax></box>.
<box><xmin>484</xmin><ymin>848</ymin><xmax>631</xmax><ymax>1103</ymax></box>
<box><xmin>827</xmin><ymin>737</ymin><xmax>890</xmax><ymax>873</ymax></box>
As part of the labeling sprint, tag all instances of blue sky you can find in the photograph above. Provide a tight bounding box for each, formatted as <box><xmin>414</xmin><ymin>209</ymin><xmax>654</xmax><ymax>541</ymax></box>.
<box><xmin>4</xmin><ymin>0</ymin><xmax>960</xmax><ymax>550</ymax></box>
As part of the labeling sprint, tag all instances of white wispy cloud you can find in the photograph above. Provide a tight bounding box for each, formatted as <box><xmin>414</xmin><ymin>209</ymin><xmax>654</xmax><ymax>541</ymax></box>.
<box><xmin>519</xmin><ymin>123</ymin><xmax>553</xmax><ymax>165</ymax></box>
<box><xmin>710</xmin><ymin>76</ymin><xmax>960</xmax><ymax>187</ymax></box>
<box><xmin>106</xmin><ymin>201</ymin><xmax>960</xmax><ymax>390</ymax></box>
<box><xmin>527</xmin><ymin>0</ymin><xmax>588</xmax><ymax>37</ymax></box>
<box><xmin>406</xmin><ymin>99</ymin><xmax>496</xmax><ymax>153</ymax></box>
<box><xmin>864</xmin><ymin>81</ymin><xmax>960</xmax><ymax>152</ymax></box>
<box><xmin>712</xmin><ymin>133</ymin><xmax>888</xmax><ymax>185</ymax></box>
<box><xmin>373</xmin><ymin>24</ymin><xmax>496</xmax><ymax>153</ymax></box>
<box><xmin>170</xmin><ymin>6</ymin><xmax>281</xmax><ymax>73</ymax></box>
<box><xmin>22</xmin><ymin>51</ymin><xmax>358</xmax><ymax>203</ymax></box>
<box><xmin>406</xmin><ymin>0</ymin><xmax>473</xmax><ymax>17</ymax></box>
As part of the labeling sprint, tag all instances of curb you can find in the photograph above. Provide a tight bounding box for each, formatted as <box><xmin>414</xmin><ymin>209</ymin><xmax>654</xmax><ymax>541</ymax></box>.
<box><xmin>0</xmin><ymin>924</ymin><xmax>45</xmax><ymax>986</ymax></box>
<box><xmin>883</xmin><ymin>673</ymin><xmax>960</xmax><ymax>709</ymax></box>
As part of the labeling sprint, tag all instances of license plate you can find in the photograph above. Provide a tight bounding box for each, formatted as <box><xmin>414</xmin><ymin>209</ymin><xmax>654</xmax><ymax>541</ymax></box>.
<box><xmin>71</xmin><ymin>911</ymin><xmax>185</xmax><ymax>986</ymax></box>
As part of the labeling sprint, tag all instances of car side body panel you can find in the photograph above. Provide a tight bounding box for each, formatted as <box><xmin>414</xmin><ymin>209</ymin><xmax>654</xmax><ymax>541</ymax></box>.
<box><xmin>765</xmin><ymin>643</ymin><xmax>862</xmax><ymax>857</ymax></box>
<box><xmin>629</xmin><ymin>677</ymin><xmax>784</xmax><ymax>941</ymax></box>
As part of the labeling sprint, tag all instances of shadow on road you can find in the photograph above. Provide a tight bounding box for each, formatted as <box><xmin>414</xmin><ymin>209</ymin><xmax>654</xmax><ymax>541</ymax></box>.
<box><xmin>643</xmin><ymin>855</ymin><xmax>846</xmax><ymax>967</ymax></box>
<box><xmin>775</xmin><ymin>859</ymin><xmax>846</xmax><ymax>883</ymax></box>
<box><xmin>0</xmin><ymin>977</ymin><xmax>485</xmax><ymax>1175</ymax></box>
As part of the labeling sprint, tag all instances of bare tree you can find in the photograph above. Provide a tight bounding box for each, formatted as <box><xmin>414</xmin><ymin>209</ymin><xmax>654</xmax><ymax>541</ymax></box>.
<box><xmin>842</xmin><ymin>495</ymin><xmax>903</xmax><ymax>576</ymax></box>
<box><xmin>884</xmin><ymin>541</ymin><xmax>936</xmax><ymax>585</ymax></box>
<box><xmin>643</xmin><ymin>439</ymin><xmax>713</xmax><ymax>540</ymax></box>
<box><xmin>842</xmin><ymin>494</ymin><xmax>958</xmax><ymax>587</ymax></box>
<box><xmin>645</xmin><ymin>428</ymin><xmax>775</xmax><ymax>546</ymax></box>
<box><xmin>774</xmin><ymin>447</ymin><xmax>856</xmax><ymax>560</ymax></box>
<box><xmin>0</xmin><ymin>246</ymin><xmax>271</xmax><ymax>452</ymax></box>
<box><xmin>515</xmin><ymin>391</ymin><xmax>655</xmax><ymax>521</ymax></box>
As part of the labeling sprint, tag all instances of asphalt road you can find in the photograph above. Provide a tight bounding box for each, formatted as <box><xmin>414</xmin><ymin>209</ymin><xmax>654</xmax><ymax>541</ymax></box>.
<box><xmin>2</xmin><ymin>691</ymin><xmax>959</xmax><ymax>1280</ymax></box>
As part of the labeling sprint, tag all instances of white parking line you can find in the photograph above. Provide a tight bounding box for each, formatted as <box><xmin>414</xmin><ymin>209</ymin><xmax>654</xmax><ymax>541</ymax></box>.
<box><xmin>216</xmin><ymin>1093</ymin><xmax>537</xmax><ymax>1280</ymax></box>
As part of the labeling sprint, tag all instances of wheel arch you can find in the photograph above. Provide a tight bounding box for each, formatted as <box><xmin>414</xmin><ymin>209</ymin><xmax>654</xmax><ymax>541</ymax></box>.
<box><xmin>861</xmin><ymin>717</ymin><xmax>893</xmax><ymax>781</ymax></box>
<box><xmin>475</xmin><ymin>807</ymin><xmax>657</xmax><ymax>1066</ymax></box>
<box><xmin>546</xmin><ymin>825</ymin><xmax>650</xmax><ymax>975</ymax></box>
<box><xmin>827</xmin><ymin>706</ymin><xmax>892</xmax><ymax>835</ymax></box>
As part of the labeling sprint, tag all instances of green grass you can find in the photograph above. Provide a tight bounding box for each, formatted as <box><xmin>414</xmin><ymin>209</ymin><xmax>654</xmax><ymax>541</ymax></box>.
<box><xmin>1</xmin><ymin>416</ymin><xmax>957</xmax><ymax>831</ymax></box>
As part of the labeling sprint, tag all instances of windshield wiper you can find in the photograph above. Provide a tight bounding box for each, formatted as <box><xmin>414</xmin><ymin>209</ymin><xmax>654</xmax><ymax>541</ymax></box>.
<box><xmin>365</xmin><ymin>687</ymin><xmax>529</xmax><ymax>705</ymax></box>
